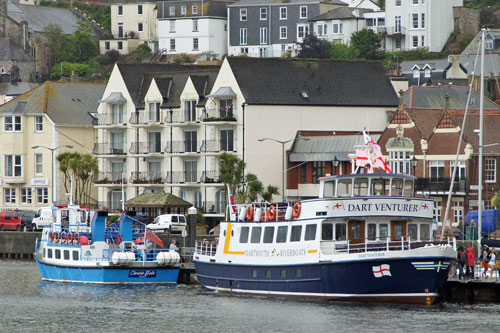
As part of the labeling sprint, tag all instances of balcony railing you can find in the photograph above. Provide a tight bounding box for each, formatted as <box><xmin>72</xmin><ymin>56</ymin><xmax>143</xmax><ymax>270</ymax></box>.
<box><xmin>93</xmin><ymin>143</ymin><xmax>126</xmax><ymax>155</ymax></box>
<box><xmin>163</xmin><ymin>110</ymin><xmax>200</xmax><ymax>124</ymax></box>
<box><xmin>129</xmin><ymin>111</ymin><xmax>163</xmax><ymax>125</ymax></box>
<box><xmin>200</xmin><ymin>140</ymin><xmax>236</xmax><ymax>153</ymax></box>
<box><xmin>201</xmin><ymin>107</ymin><xmax>237</xmax><ymax>122</ymax></box>
<box><xmin>415</xmin><ymin>178</ymin><xmax>466</xmax><ymax>193</ymax></box>
<box><xmin>95</xmin><ymin>172</ymin><xmax>127</xmax><ymax>184</ymax></box>
<box><xmin>130</xmin><ymin>171</ymin><xmax>165</xmax><ymax>184</ymax></box>
<box><xmin>130</xmin><ymin>142</ymin><xmax>163</xmax><ymax>154</ymax></box>
<box><xmin>201</xmin><ymin>171</ymin><xmax>223</xmax><ymax>183</ymax></box>
<box><xmin>96</xmin><ymin>113</ymin><xmax>127</xmax><ymax>126</ymax></box>
<box><xmin>386</xmin><ymin>26</ymin><xmax>406</xmax><ymax>35</ymax></box>
<box><xmin>163</xmin><ymin>171</ymin><xmax>222</xmax><ymax>184</ymax></box>
<box><xmin>164</xmin><ymin>141</ymin><xmax>201</xmax><ymax>154</ymax></box>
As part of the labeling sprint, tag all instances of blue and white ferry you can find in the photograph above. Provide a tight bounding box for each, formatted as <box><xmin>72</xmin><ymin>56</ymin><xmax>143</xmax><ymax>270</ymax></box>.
<box><xmin>34</xmin><ymin>206</ymin><xmax>180</xmax><ymax>284</ymax></box>
<box><xmin>194</xmin><ymin>173</ymin><xmax>456</xmax><ymax>304</ymax></box>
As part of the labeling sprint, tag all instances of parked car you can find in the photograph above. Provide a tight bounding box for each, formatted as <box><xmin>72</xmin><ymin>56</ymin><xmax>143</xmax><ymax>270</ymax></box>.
<box><xmin>31</xmin><ymin>207</ymin><xmax>57</xmax><ymax>231</ymax></box>
<box><xmin>18</xmin><ymin>211</ymin><xmax>36</xmax><ymax>231</ymax></box>
<box><xmin>146</xmin><ymin>214</ymin><xmax>186</xmax><ymax>233</ymax></box>
<box><xmin>0</xmin><ymin>211</ymin><xmax>22</xmax><ymax>231</ymax></box>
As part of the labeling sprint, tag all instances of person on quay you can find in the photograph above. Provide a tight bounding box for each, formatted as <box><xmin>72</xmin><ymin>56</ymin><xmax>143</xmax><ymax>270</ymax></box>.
<box><xmin>456</xmin><ymin>245</ymin><xmax>467</xmax><ymax>280</ymax></box>
<box><xmin>489</xmin><ymin>248</ymin><xmax>497</xmax><ymax>279</ymax></box>
<box><xmin>481</xmin><ymin>244</ymin><xmax>490</xmax><ymax>278</ymax></box>
<box><xmin>169</xmin><ymin>238</ymin><xmax>178</xmax><ymax>251</ymax></box>
<box><xmin>465</xmin><ymin>246</ymin><xmax>475</xmax><ymax>280</ymax></box>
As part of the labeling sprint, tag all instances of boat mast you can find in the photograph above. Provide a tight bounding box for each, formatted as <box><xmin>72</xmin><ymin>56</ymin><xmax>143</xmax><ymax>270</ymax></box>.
<box><xmin>478</xmin><ymin>28</ymin><xmax>486</xmax><ymax>250</ymax></box>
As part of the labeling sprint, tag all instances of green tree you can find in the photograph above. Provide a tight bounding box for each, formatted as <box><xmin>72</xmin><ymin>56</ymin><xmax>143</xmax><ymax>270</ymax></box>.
<box><xmin>70</xmin><ymin>21</ymin><xmax>98</xmax><ymax>62</ymax></box>
<box><xmin>296</xmin><ymin>34</ymin><xmax>332</xmax><ymax>59</ymax></box>
<box><xmin>44</xmin><ymin>24</ymin><xmax>72</xmax><ymax>66</ymax></box>
<box><xmin>492</xmin><ymin>190</ymin><xmax>500</xmax><ymax>210</ymax></box>
<box><xmin>351</xmin><ymin>28</ymin><xmax>382</xmax><ymax>60</ymax></box>
<box><xmin>57</xmin><ymin>152</ymin><xmax>97</xmax><ymax>205</ymax></box>
<box><xmin>219</xmin><ymin>152</ymin><xmax>246</xmax><ymax>196</ymax></box>
<box><xmin>172</xmin><ymin>53</ymin><xmax>195</xmax><ymax>64</ymax></box>
<box><xmin>261</xmin><ymin>185</ymin><xmax>280</xmax><ymax>203</ymax></box>
<box><xmin>330</xmin><ymin>43</ymin><xmax>360</xmax><ymax>60</ymax></box>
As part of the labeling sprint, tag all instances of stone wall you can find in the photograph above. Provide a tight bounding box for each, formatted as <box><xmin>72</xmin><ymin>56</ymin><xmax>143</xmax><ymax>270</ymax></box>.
<box><xmin>480</xmin><ymin>7</ymin><xmax>500</xmax><ymax>29</ymax></box>
<box><xmin>454</xmin><ymin>7</ymin><xmax>480</xmax><ymax>36</ymax></box>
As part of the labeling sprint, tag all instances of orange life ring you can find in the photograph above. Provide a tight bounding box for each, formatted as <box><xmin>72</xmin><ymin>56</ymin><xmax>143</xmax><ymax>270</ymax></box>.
<box><xmin>246</xmin><ymin>205</ymin><xmax>254</xmax><ymax>221</ymax></box>
<box><xmin>60</xmin><ymin>232</ymin><xmax>66</xmax><ymax>243</ymax></box>
<box><xmin>292</xmin><ymin>202</ymin><xmax>301</xmax><ymax>219</ymax></box>
<box><xmin>54</xmin><ymin>232</ymin><xmax>59</xmax><ymax>242</ymax></box>
<box><xmin>75</xmin><ymin>233</ymin><xmax>81</xmax><ymax>244</ymax></box>
<box><xmin>69</xmin><ymin>232</ymin><xmax>74</xmax><ymax>243</ymax></box>
<box><xmin>267</xmin><ymin>205</ymin><xmax>276</xmax><ymax>221</ymax></box>
<box><xmin>49</xmin><ymin>232</ymin><xmax>54</xmax><ymax>241</ymax></box>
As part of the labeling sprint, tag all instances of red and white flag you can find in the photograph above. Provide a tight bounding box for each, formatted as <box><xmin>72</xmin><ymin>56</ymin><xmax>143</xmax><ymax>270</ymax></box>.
<box><xmin>355</xmin><ymin>149</ymin><xmax>372</xmax><ymax>168</ymax></box>
<box><xmin>372</xmin><ymin>264</ymin><xmax>392</xmax><ymax>278</ymax></box>
<box><xmin>363</xmin><ymin>131</ymin><xmax>392</xmax><ymax>173</ymax></box>
<box><xmin>227</xmin><ymin>184</ymin><xmax>236</xmax><ymax>216</ymax></box>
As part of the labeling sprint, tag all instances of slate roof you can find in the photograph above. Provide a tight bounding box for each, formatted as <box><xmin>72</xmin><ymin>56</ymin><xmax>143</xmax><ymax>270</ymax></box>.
<box><xmin>0</xmin><ymin>38</ymin><xmax>34</xmax><ymax>61</ymax></box>
<box><xmin>226</xmin><ymin>57</ymin><xmax>398</xmax><ymax>107</ymax></box>
<box><xmin>458</xmin><ymin>54</ymin><xmax>500</xmax><ymax>77</ymax></box>
<box><xmin>7</xmin><ymin>2</ymin><xmax>101</xmax><ymax>36</ymax></box>
<box><xmin>229</xmin><ymin>0</ymin><xmax>346</xmax><ymax>6</ymax></box>
<box><xmin>403</xmin><ymin>85</ymin><xmax>500</xmax><ymax>111</ymax></box>
<box><xmin>125</xmin><ymin>192</ymin><xmax>192</xmax><ymax>207</ymax></box>
<box><xmin>462</xmin><ymin>30</ymin><xmax>500</xmax><ymax>56</ymax></box>
<box><xmin>158</xmin><ymin>0</ymin><xmax>232</xmax><ymax>18</ymax></box>
<box><xmin>0</xmin><ymin>82</ymin><xmax>38</xmax><ymax>96</ymax></box>
<box><xmin>310</xmin><ymin>6</ymin><xmax>372</xmax><ymax>21</ymax></box>
<box><xmin>0</xmin><ymin>81</ymin><xmax>106</xmax><ymax>126</ymax></box>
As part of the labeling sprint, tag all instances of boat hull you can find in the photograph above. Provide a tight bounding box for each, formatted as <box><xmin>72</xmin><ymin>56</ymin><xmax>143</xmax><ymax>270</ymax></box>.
<box><xmin>194</xmin><ymin>256</ymin><xmax>452</xmax><ymax>305</ymax></box>
<box><xmin>35</xmin><ymin>258</ymin><xmax>180</xmax><ymax>285</ymax></box>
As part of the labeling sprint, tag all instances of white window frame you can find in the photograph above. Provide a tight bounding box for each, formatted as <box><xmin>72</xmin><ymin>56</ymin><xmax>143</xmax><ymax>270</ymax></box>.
<box><xmin>395</xmin><ymin>16</ymin><xmax>401</xmax><ymax>33</ymax></box>
<box><xmin>412</xmin><ymin>13</ymin><xmax>418</xmax><ymax>29</ymax></box>
<box><xmin>412</xmin><ymin>36</ymin><xmax>419</xmax><ymax>48</ymax></box>
<box><xmin>421</xmin><ymin>35</ymin><xmax>425</xmax><ymax>47</ymax></box>
<box><xmin>485</xmin><ymin>158</ymin><xmax>496</xmax><ymax>182</ymax></box>
<box><xmin>138</xmin><ymin>4</ymin><xmax>143</xmax><ymax>15</ymax></box>
<box><xmin>240</xmin><ymin>28</ymin><xmax>247</xmax><ymax>45</ymax></box>
<box><xmin>300</xmin><ymin>6</ymin><xmax>307</xmax><ymax>19</ymax></box>
<box><xmin>35</xmin><ymin>116</ymin><xmax>43</xmax><ymax>132</ymax></box>
<box><xmin>388</xmin><ymin>151</ymin><xmax>411</xmax><ymax>175</ymax></box>
<box><xmin>21</xmin><ymin>188</ymin><xmax>32</xmax><ymax>204</ymax></box>
<box><xmin>170</xmin><ymin>39</ymin><xmax>176</xmax><ymax>50</ymax></box>
<box><xmin>138</xmin><ymin>22</ymin><xmax>143</xmax><ymax>32</ymax></box>
<box><xmin>433</xmin><ymin>199</ymin><xmax>442</xmax><ymax>223</ymax></box>
<box><xmin>193</xmin><ymin>19</ymin><xmax>198</xmax><ymax>32</ymax></box>
<box><xmin>396</xmin><ymin>0</ymin><xmax>401</xmax><ymax>6</ymax></box>
<box><xmin>421</xmin><ymin>13</ymin><xmax>425</xmax><ymax>28</ymax></box>
<box><xmin>240</xmin><ymin>8</ymin><xmax>247</xmax><ymax>21</ymax></box>
<box><xmin>193</xmin><ymin>38</ymin><xmax>199</xmax><ymax>50</ymax></box>
<box><xmin>4</xmin><ymin>116</ymin><xmax>22</xmax><ymax>132</ymax></box>
<box><xmin>280</xmin><ymin>7</ymin><xmax>287</xmax><ymax>20</ymax></box>
<box><xmin>486</xmin><ymin>38</ymin><xmax>494</xmax><ymax>50</ymax></box>
<box><xmin>260</xmin><ymin>27</ymin><xmax>268</xmax><ymax>44</ymax></box>
<box><xmin>260</xmin><ymin>7</ymin><xmax>267</xmax><ymax>20</ymax></box>
<box><xmin>280</xmin><ymin>26</ymin><xmax>287</xmax><ymax>39</ymax></box>
<box><xmin>453</xmin><ymin>201</ymin><xmax>464</xmax><ymax>224</ymax></box>
<box><xmin>35</xmin><ymin>153</ymin><xmax>43</xmax><ymax>175</ymax></box>
<box><xmin>192</xmin><ymin>5</ymin><xmax>198</xmax><ymax>15</ymax></box>
<box><xmin>4</xmin><ymin>188</ymin><xmax>16</xmax><ymax>204</ymax></box>
<box><xmin>5</xmin><ymin>155</ymin><xmax>23</xmax><ymax>177</ymax></box>
<box><xmin>118</xmin><ymin>5</ymin><xmax>123</xmax><ymax>16</ymax></box>
<box><xmin>169</xmin><ymin>6</ymin><xmax>175</xmax><ymax>16</ymax></box>
<box><xmin>170</xmin><ymin>20</ymin><xmax>175</xmax><ymax>32</ymax></box>
<box><xmin>429</xmin><ymin>160</ymin><xmax>445</xmax><ymax>180</ymax></box>
<box><xmin>297</xmin><ymin>25</ymin><xmax>309</xmax><ymax>39</ymax></box>
<box><xmin>37</xmin><ymin>188</ymin><xmax>48</xmax><ymax>204</ymax></box>
<box><xmin>333</xmin><ymin>23</ymin><xmax>343</xmax><ymax>34</ymax></box>
<box><xmin>181</xmin><ymin>6</ymin><xmax>187</xmax><ymax>15</ymax></box>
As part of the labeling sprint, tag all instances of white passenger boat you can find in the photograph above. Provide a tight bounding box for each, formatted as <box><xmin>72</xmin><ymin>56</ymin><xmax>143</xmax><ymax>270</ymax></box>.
<box><xmin>34</xmin><ymin>207</ymin><xmax>180</xmax><ymax>284</ymax></box>
<box><xmin>194</xmin><ymin>173</ymin><xmax>456</xmax><ymax>304</ymax></box>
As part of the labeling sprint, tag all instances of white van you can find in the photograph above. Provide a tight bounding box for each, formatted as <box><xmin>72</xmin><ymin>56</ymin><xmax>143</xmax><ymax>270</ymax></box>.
<box><xmin>146</xmin><ymin>214</ymin><xmax>186</xmax><ymax>233</ymax></box>
<box><xmin>31</xmin><ymin>207</ymin><xmax>56</xmax><ymax>231</ymax></box>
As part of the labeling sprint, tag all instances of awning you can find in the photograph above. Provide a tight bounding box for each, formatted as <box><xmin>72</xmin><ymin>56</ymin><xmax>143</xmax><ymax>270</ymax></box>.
<box><xmin>99</xmin><ymin>92</ymin><xmax>127</xmax><ymax>104</ymax></box>
<box><xmin>207</xmin><ymin>87</ymin><xmax>236</xmax><ymax>98</ymax></box>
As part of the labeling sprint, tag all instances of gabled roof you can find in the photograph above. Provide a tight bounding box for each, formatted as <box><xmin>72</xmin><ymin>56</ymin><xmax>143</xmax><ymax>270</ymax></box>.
<box><xmin>229</xmin><ymin>0</ymin><xmax>346</xmax><ymax>6</ymax></box>
<box><xmin>462</xmin><ymin>30</ymin><xmax>500</xmax><ymax>55</ymax></box>
<box><xmin>0</xmin><ymin>81</ymin><xmax>105</xmax><ymax>126</ymax></box>
<box><xmin>400</xmin><ymin>59</ymin><xmax>450</xmax><ymax>73</ymax></box>
<box><xmin>117</xmin><ymin>64</ymin><xmax>220</xmax><ymax>108</ymax></box>
<box><xmin>310</xmin><ymin>6</ymin><xmax>372</xmax><ymax>21</ymax></box>
<box><xmin>457</xmin><ymin>54</ymin><xmax>500</xmax><ymax>77</ymax></box>
<box><xmin>125</xmin><ymin>192</ymin><xmax>192</xmax><ymax>207</ymax></box>
<box><xmin>227</xmin><ymin>57</ymin><xmax>398</xmax><ymax>107</ymax></box>
<box><xmin>7</xmin><ymin>2</ymin><xmax>102</xmax><ymax>36</ymax></box>
<box><xmin>0</xmin><ymin>38</ymin><xmax>34</xmax><ymax>61</ymax></box>
<box><xmin>0</xmin><ymin>82</ymin><xmax>38</xmax><ymax>96</ymax></box>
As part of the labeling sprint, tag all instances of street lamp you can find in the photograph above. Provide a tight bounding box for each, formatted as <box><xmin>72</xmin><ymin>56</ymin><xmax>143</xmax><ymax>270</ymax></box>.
<box><xmin>258</xmin><ymin>136</ymin><xmax>309</xmax><ymax>202</ymax></box>
<box><xmin>31</xmin><ymin>145</ymin><xmax>73</xmax><ymax>204</ymax></box>
<box><xmin>410</xmin><ymin>156</ymin><xmax>418</xmax><ymax>175</ymax></box>
<box><xmin>332</xmin><ymin>156</ymin><xmax>339</xmax><ymax>175</ymax></box>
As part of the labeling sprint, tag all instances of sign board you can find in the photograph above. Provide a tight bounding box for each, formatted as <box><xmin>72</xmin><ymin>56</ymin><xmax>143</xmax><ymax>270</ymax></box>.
<box><xmin>181</xmin><ymin>228</ymin><xmax>187</xmax><ymax>238</ymax></box>
<box><xmin>470</xmin><ymin>185</ymin><xmax>481</xmax><ymax>191</ymax></box>
<box><xmin>31</xmin><ymin>178</ymin><xmax>49</xmax><ymax>186</ymax></box>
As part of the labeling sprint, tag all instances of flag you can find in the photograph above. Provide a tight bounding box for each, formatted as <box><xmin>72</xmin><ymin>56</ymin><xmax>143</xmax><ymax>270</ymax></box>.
<box><xmin>145</xmin><ymin>229</ymin><xmax>164</xmax><ymax>248</ymax></box>
<box><xmin>372</xmin><ymin>264</ymin><xmax>392</xmax><ymax>278</ymax></box>
<box><xmin>355</xmin><ymin>148</ymin><xmax>372</xmax><ymax>168</ymax></box>
<box><xmin>227</xmin><ymin>184</ymin><xmax>236</xmax><ymax>215</ymax></box>
<box><xmin>363</xmin><ymin>131</ymin><xmax>392</xmax><ymax>173</ymax></box>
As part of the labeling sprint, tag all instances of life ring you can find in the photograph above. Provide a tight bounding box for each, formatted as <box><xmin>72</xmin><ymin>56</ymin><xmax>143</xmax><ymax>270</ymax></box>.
<box><xmin>67</xmin><ymin>232</ymin><xmax>73</xmax><ymax>243</ymax></box>
<box><xmin>49</xmin><ymin>232</ymin><xmax>54</xmax><ymax>241</ymax></box>
<box><xmin>246</xmin><ymin>205</ymin><xmax>254</xmax><ymax>221</ymax></box>
<box><xmin>54</xmin><ymin>232</ymin><xmax>59</xmax><ymax>243</ymax></box>
<box><xmin>267</xmin><ymin>205</ymin><xmax>276</xmax><ymax>221</ymax></box>
<box><xmin>292</xmin><ymin>202</ymin><xmax>301</xmax><ymax>219</ymax></box>
<box><xmin>75</xmin><ymin>233</ymin><xmax>81</xmax><ymax>244</ymax></box>
<box><xmin>60</xmin><ymin>232</ymin><xmax>66</xmax><ymax>244</ymax></box>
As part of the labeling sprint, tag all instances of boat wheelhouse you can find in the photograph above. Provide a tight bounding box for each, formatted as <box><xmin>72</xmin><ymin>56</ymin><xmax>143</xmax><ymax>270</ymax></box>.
<box><xmin>194</xmin><ymin>173</ymin><xmax>456</xmax><ymax>304</ymax></box>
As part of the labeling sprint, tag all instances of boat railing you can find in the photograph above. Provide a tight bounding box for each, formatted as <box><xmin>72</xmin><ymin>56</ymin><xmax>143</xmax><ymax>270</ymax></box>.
<box><xmin>320</xmin><ymin>236</ymin><xmax>454</xmax><ymax>255</ymax></box>
<box><xmin>195</xmin><ymin>240</ymin><xmax>218</xmax><ymax>256</ymax></box>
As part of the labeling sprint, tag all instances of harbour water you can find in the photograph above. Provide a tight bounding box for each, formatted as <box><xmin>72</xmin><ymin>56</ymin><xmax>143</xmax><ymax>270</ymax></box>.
<box><xmin>1</xmin><ymin>260</ymin><xmax>500</xmax><ymax>332</ymax></box>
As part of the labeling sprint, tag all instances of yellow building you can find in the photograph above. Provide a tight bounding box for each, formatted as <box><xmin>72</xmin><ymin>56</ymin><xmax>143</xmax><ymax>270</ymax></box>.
<box><xmin>0</xmin><ymin>81</ymin><xmax>105</xmax><ymax>210</ymax></box>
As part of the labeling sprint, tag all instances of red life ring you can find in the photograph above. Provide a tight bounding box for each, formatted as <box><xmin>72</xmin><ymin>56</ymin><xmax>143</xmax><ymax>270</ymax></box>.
<box><xmin>75</xmin><ymin>233</ymin><xmax>81</xmax><ymax>244</ymax></box>
<box><xmin>246</xmin><ymin>205</ymin><xmax>254</xmax><ymax>221</ymax></box>
<box><xmin>267</xmin><ymin>205</ymin><xmax>276</xmax><ymax>221</ymax></box>
<box><xmin>67</xmin><ymin>232</ymin><xmax>73</xmax><ymax>243</ymax></box>
<box><xmin>54</xmin><ymin>232</ymin><xmax>60</xmax><ymax>243</ymax></box>
<box><xmin>60</xmin><ymin>232</ymin><xmax>66</xmax><ymax>243</ymax></box>
<box><xmin>49</xmin><ymin>232</ymin><xmax>54</xmax><ymax>241</ymax></box>
<box><xmin>292</xmin><ymin>202</ymin><xmax>301</xmax><ymax>219</ymax></box>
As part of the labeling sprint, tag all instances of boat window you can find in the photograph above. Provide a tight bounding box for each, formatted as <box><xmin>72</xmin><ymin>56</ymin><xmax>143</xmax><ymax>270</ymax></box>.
<box><xmin>305</xmin><ymin>224</ymin><xmax>317</xmax><ymax>241</ymax></box>
<box><xmin>239</xmin><ymin>226</ymin><xmax>249</xmax><ymax>243</ymax></box>
<box><xmin>64</xmin><ymin>250</ymin><xmax>70</xmax><ymax>260</ymax></box>
<box><xmin>391</xmin><ymin>178</ymin><xmax>403</xmax><ymax>196</ymax></box>
<box><xmin>280</xmin><ymin>269</ymin><xmax>286</xmax><ymax>278</ymax></box>
<box><xmin>250</xmin><ymin>226</ymin><xmax>262</xmax><ymax>243</ymax></box>
<box><xmin>350</xmin><ymin>222</ymin><xmax>362</xmax><ymax>241</ymax></box>
<box><xmin>379</xmin><ymin>224</ymin><xmax>388</xmax><ymax>240</ymax></box>
<box><xmin>371</xmin><ymin>178</ymin><xmax>390</xmax><ymax>196</ymax></box>
<box><xmin>322</xmin><ymin>223</ymin><xmax>333</xmax><ymax>241</ymax></box>
<box><xmin>354</xmin><ymin>178</ymin><xmax>369</xmax><ymax>196</ymax></box>
<box><xmin>408</xmin><ymin>223</ymin><xmax>418</xmax><ymax>241</ymax></box>
<box><xmin>55</xmin><ymin>249</ymin><xmax>61</xmax><ymax>259</ymax></box>
<box><xmin>335</xmin><ymin>223</ymin><xmax>347</xmax><ymax>241</ymax></box>
<box><xmin>47</xmin><ymin>248</ymin><xmax>52</xmax><ymax>259</ymax></box>
<box><xmin>367</xmin><ymin>223</ymin><xmax>376</xmax><ymax>241</ymax></box>
<box><xmin>263</xmin><ymin>226</ymin><xmax>274</xmax><ymax>243</ymax></box>
<box><xmin>394</xmin><ymin>224</ymin><xmax>403</xmax><ymax>240</ymax></box>
<box><xmin>420</xmin><ymin>224</ymin><xmax>430</xmax><ymax>241</ymax></box>
<box><xmin>337</xmin><ymin>179</ymin><xmax>352</xmax><ymax>197</ymax></box>
<box><xmin>43</xmin><ymin>248</ymin><xmax>46</xmax><ymax>258</ymax></box>
<box><xmin>72</xmin><ymin>251</ymin><xmax>79</xmax><ymax>261</ymax></box>
<box><xmin>276</xmin><ymin>226</ymin><xmax>288</xmax><ymax>243</ymax></box>
<box><xmin>266</xmin><ymin>270</ymin><xmax>271</xmax><ymax>278</ymax></box>
<box><xmin>290</xmin><ymin>225</ymin><xmax>302</xmax><ymax>242</ymax></box>
<box><xmin>323</xmin><ymin>180</ymin><xmax>335</xmax><ymax>197</ymax></box>
<box><xmin>403</xmin><ymin>180</ymin><xmax>413</xmax><ymax>197</ymax></box>
<box><xmin>296</xmin><ymin>269</ymin><xmax>302</xmax><ymax>277</ymax></box>
<box><xmin>252</xmin><ymin>269</ymin><xmax>257</xmax><ymax>278</ymax></box>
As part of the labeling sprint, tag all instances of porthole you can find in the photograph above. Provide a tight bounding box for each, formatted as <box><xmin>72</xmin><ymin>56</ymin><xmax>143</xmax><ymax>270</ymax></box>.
<box><xmin>224</xmin><ymin>230</ymin><xmax>226</xmax><ymax>236</ymax></box>
<box><xmin>231</xmin><ymin>230</ymin><xmax>234</xmax><ymax>237</ymax></box>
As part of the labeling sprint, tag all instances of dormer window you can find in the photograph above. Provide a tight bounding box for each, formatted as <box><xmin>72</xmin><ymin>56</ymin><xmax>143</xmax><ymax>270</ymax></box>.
<box><xmin>486</xmin><ymin>38</ymin><xmax>494</xmax><ymax>50</ymax></box>
<box><xmin>424</xmin><ymin>68</ymin><xmax>431</xmax><ymax>77</ymax></box>
<box><xmin>413</xmin><ymin>69</ymin><xmax>420</xmax><ymax>78</ymax></box>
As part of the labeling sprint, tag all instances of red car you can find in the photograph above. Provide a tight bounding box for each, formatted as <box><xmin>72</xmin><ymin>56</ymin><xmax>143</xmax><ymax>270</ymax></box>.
<box><xmin>0</xmin><ymin>211</ymin><xmax>22</xmax><ymax>231</ymax></box>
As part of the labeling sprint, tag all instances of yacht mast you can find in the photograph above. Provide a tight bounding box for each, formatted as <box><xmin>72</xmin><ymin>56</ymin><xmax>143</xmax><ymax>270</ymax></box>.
<box><xmin>478</xmin><ymin>28</ymin><xmax>486</xmax><ymax>250</ymax></box>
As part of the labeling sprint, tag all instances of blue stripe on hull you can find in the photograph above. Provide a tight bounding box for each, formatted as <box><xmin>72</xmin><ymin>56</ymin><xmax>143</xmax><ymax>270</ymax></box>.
<box><xmin>194</xmin><ymin>258</ymin><xmax>451</xmax><ymax>304</ymax></box>
<box><xmin>35</xmin><ymin>258</ymin><xmax>179</xmax><ymax>284</ymax></box>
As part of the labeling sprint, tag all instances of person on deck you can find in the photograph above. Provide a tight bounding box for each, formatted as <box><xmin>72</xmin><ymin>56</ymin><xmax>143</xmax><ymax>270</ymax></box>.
<box><xmin>489</xmin><ymin>248</ymin><xmax>496</xmax><ymax>278</ymax></box>
<box><xmin>456</xmin><ymin>245</ymin><xmax>467</xmax><ymax>280</ymax></box>
<box><xmin>134</xmin><ymin>234</ymin><xmax>144</xmax><ymax>245</ymax></box>
<box><xmin>481</xmin><ymin>244</ymin><xmax>490</xmax><ymax>278</ymax></box>
<box><xmin>465</xmin><ymin>247</ymin><xmax>475</xmax><ymax>279</ymax></box>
